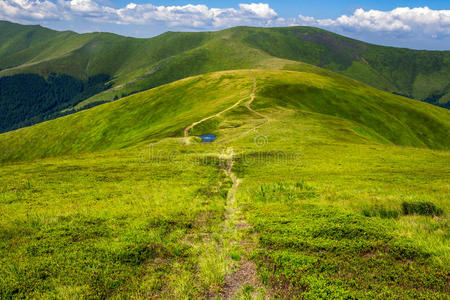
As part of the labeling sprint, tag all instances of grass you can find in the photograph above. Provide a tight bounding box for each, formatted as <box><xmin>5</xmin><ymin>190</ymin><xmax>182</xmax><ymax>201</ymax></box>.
<box><xmin>0</xmin><ymin>146</ymin><xmax>232</xmax><ymax>298</ymax></box>
<box><xmin>0</xmin><ymin>69</ymin><xmax>448</xmax><ymax>298</ymax></box>
<box><xmin>0</xmin><ymin>71</ymin><xmax>253</xmax><ymax>162</ymax></box>
<box><xmin>231</xmin><ymin>112</ymin><xmax>449</xmax><ymax>298</ymax></box>
<box><xmin>402</xmin><ymin>201</ymin><xmax>444</xmax><ymax>216</ymax></box>
<box><xmin>1</xmin><ymin>70</ymin><xmax>448</xmax><ymax>163</ymax></box>
<box><xmin>1</xmin><ymin>21</ymin><xmax>449</xmax><ymax>117</ymax></box>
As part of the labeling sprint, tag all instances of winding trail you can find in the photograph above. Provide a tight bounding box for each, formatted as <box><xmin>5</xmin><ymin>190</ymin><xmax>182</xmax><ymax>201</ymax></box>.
<box><xmin>183</xmin><ymin>95</ymin><xmax>248</xmax><ymax>142</ymax></box>
<box><xmin>242</xmin><ymin>79</ymin><xmax>271</xmax><ymax>134</ymax></box>
<box><xmin>244</xmin><ymin>77</ymin><xmax>268</xmax><ymax>121</ymax></box>
<box><xmin>220</xmin><ymin>75</ymin><xmax>271</xmax><ymax>145</ymax></box>
<box><xmin>183</xmin><ymin>73</ymin><xmax>266</xmax><ymax>298</ymax></box>
<box><xmin>223</xmin><ymin>148</ymin><xmax>240</xmax><ymax>204</ymax></box>
<box><xmin>183</xmin><ymin>74</ymin><xmax>269</xmax><ymax>143</ymax></box>
<box><xmin>245</xmin><ymin>75</ymin><xmax>271</xmax><ymax>130</ymax></box>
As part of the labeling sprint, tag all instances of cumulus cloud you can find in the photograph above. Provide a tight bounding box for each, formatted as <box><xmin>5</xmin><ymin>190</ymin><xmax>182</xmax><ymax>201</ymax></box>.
<box><xmin>113</xmin><ymin>2</ymin><xmax>283</xmax><ymax>28</ymax></box>
<box><xmin>0</xmin><ymin>1</ymin><xmax>449</xmax><ymax>42</ymax></box>
<box><xmin>0</xmin><ymin>0</ymin><xmax>67</xmax><ymax>21</ymax></box>
<box><xmin>298</xmin><ymin>7</ymin><xmax>450</xmax><ymax>37</ymax></box>
<box><xmin>0</xmin><ymin>0</ymin><xmax>283</xmax><ymax>27</ymax></box>
<box><xmin>239</xmin><ymin>3</ymin><xmax>277</xmax><ymax>19</ymax></box>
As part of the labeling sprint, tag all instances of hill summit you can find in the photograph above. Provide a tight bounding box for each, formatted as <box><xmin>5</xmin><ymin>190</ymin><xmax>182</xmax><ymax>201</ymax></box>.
<box><xmin>0</xmin><ymin>21</ymin><xmax>449</xmax><ymax>132</ymax></box>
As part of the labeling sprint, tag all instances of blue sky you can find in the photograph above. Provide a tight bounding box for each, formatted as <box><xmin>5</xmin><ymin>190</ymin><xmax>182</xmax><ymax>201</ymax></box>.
<box><xmin>1</xmin><ymin>0</ymin><xmax>449</xmax><ymax>49</ymax></box>
<box><xmin>113</xmin><ymin>1</ymin><xmax>450</xmax><ymax>19</ymax></box>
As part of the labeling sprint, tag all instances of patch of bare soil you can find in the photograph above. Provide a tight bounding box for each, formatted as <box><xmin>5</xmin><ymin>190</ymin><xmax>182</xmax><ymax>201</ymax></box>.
<box><xmin>216</xmin><ymin>260</ymin><xmax>261</xmax><ymax>299</ymax></box>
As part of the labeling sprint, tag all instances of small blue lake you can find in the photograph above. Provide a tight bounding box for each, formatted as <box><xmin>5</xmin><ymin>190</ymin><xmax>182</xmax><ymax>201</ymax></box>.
<box><xmin>199</xmin><ymin>134</ymin><xmax>216</xmax><ymax>143</ymax></box>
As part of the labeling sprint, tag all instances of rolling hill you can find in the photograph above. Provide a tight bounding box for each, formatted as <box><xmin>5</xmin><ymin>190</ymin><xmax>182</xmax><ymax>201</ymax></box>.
<box><xmin>0</xmin><ymin>21</ymin><xmax>449</xmax><ymax>133</ymax></box>
<box><xmin>0</xmin><ymin>69</ymin><xmax>449</xmax><ymax>298</ymax></box>
<box><xmin>1</xmin><ymin>70</ymin><xmax>449</xmax><ymax>163</ymax></box>
<box><xmin>1</xmin><ymin>20</ymin><xmax>449</xmax><ymax>298</ymax></box>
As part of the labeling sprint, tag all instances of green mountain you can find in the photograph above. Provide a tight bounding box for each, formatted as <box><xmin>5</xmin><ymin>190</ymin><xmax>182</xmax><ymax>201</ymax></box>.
<box><xmin>1</xmin><ymin>21</ymin><xmax>449</xmax><ymax>132</ymax></box>
<box><xmin>0</xmin><ymin>69</ymin><xmax>449</xmax><ymax>298</ymax></box>
<box><xmin>1</xmin><ymin>70</ymin><xmax>449</xmax><ymax>163</ymax></box>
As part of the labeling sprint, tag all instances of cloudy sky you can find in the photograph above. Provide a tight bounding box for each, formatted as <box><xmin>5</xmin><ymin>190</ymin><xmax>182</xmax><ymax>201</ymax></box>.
<box><xmin>1</xmin><ymin>0</ymin><xmax>449</xmax><ymax>50</ymax></box>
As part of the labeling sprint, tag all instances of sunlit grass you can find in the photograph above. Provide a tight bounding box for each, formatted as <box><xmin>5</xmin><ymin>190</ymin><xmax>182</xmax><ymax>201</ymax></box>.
<box><xmin>0</xmin><ymin>69</ymin><xmax>448</xmax><ymax>298</ymax></box>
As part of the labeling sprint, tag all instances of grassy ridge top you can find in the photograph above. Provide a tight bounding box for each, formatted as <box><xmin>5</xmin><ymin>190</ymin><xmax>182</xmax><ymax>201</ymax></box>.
<box><xmin>1</xmin><ymin>69</ymin><xmax>448</xmax><ymax>163</ymax></box>
<box><xmin>1</xmin><ymin>21</ymin><xmax>449</xmax><ymax>109</ymax></box>
<box><xmin>0</xmin><ymin>71</ymin><xmax>253</xmax><ymax>162</ymax></box>
<box><xmin>254</xmin><ymin>71</ymin><xmax>450</xmax><ymax>149</ymax></box>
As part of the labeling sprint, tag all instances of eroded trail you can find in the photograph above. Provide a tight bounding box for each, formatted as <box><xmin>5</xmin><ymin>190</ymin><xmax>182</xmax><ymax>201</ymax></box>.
<box><xmin>183</xmin><ymin>75</ymin><xmax>258</xmax><ymax>140</ymax></box>
<box><xmin>221</xmin><ymin>75</ymin><xmax>271</xmax><ymax>145</ymax></box>
<box><xmin>244</xmin><ymin>77</ymin><xmax>267</xmax><ymax>121</ymax></box>
<box><xmin>244</xmin><ymin>76</ymin><xmax>271</xmax><ymax>131</ymax></box>
<box><xmin>217</xmin><ymin>148</ymin><xmax>263</xmax><ymax>299</ymax></box>
<box><xmin>183</xmin><ymin>97</ymin><xmax>246</xmax><ymax>137</ymax></box>
<box><xmin>183</xmin><ymin>97</ymin><xmax>247</xmax><ymax>141</ymax></box>
<box><xmin>183</xmin><ymin>74</ymin><xmax>265</xmax><ymax>298</ymax></box>
<box><xmin>224</xmin><ymin>148</ymin><xmax>240</xmax><ymax>204</ymax></box>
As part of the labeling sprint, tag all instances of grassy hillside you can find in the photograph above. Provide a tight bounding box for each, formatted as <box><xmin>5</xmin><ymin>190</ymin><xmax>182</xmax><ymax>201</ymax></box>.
<box><xmin>0</xmin><ymin>21</ymin><xmax>62</xmax><ymax>60</ymax></box>
<box><xmin>0</xmin><ymin>71</ymin><xmax>253</xmax><ymax>161</ymax></box>
<box><xmin>0</xmin><ymin>69</ymin><xmax>448</xmax><ymax>298</ymax></box>
<box><xmin>1</xmin><ymin>70</ymin><xmax>449</xmax><ymax>163</ymax></box>
<box><xmin>0</xmin><ymin>21</ymin><xmax>210</xmax><ymax>80</ymax></box>
<box><xmin>1</xmin><ymin>22</ymin><xmax>449</xmax><ymax>116</ymax></box>
<box><xmin>236</xmin><ymin>26</ymin><xmax>450</xmax><ymax>105</ymax></box>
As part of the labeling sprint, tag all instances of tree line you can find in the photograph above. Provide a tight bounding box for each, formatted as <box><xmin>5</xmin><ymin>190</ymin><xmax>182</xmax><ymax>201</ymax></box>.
<box><xmin>0</xmin><ymin>73</ymin><xmax>111</xmax><ymax>133</ymax></box>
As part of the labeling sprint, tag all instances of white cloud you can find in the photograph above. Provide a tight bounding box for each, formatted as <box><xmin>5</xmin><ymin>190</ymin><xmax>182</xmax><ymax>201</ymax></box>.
<box><xmin>0</xmin><ymin>0</ymin><xmax>283</xmax><ymax>27</ymax></box>
<box><xmin>113</xmin><ymin>2</ymin><xmax>282</xmax><ymax>28</ymax></box>
<box><xmin>298</xmin><ymin>7</ymin><xmax>450</xmax><ymax>37</ymax></box>
<box><xmin>0</xmin><ymin>1</ymin><xmax>449</xmax><ymax>43</ymax></box>
<box><xmin>116</xmin><ymin>4</ymin><xmax>215</xmax><ymax>27</ymax></box>
<box><xmin>239</xmin><ymin>3</ymin><xmax>277</xmax><ymax>19</ymax></box>
<box><xmin>0</xmin><ymin>0</ymin><xmax>66</xmax><ymax>21</ymax></box>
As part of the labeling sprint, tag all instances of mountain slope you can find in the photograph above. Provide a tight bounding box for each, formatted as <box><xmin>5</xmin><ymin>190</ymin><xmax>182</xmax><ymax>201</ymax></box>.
<box><xmin>1</xmin><ymin>70</ymin><xmax>448</xmax><ymax>163</ymax></box>
<box><xmin>1</xmin><ymin>21</ymin><xmax>449</xmax><ymax>113</ymax></box>
<box><xmin>236</xmin><ymin>27</ymin><xmax>450</xmax><ymax>104</ymax></box>
<box><xmin>0</xmin><ymin>69</ymin><xmax>449</xmax><ymax>298</ymax></box>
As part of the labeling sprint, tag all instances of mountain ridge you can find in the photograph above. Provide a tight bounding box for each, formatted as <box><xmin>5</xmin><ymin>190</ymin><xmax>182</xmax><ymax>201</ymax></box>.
<box><xmin>1</xmin><ymin>69</ymin><xmax>448</xmax><ymax>163</ymax></box>
<box><xmin>1</xmin><ymin>21</ymin><xmax>449</xmax><ymax>100</ymax></box>
<box><xmin>1</xmin><ymin>20</ymin><xmax>449</xmax><ymax>133</ymax></box>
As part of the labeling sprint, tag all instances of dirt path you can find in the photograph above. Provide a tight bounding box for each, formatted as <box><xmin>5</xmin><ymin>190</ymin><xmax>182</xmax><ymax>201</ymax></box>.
<box><xmin>183</xmin><ymin>96</ymin><xmax>248</xmax><ymax>138</ymax></box>
<box><xmin>244</xmin><ymin>77</ymin><xmax>268</xmax><ymax>121</ymax></box>
<box><xmin>223</xmin><ymin>148</ymin><xmax>240</xmax><ymax>204</ymax></box>
<box><xmin>183</xmin><ymin>75</ymin><xmax>258</xmax><ymax>140</ymax></box>
<box><xmin>217</xmin><ymin>147</ymin><xmax>264</xmax><ymax>299</ymax></box>
<box><xmin>183</xmin><ymin>74</ymin><xmax>265</xmax><ymax>298</ymax></box>
<box><xmin>246</xmin><ymin>74</ymin><xmax>271</xmax><ymax>126</ymax></box>
<box><xmin>221</xmin><ymin>75</ymin><xmax>271</xmax><ymax>144</ymax></box>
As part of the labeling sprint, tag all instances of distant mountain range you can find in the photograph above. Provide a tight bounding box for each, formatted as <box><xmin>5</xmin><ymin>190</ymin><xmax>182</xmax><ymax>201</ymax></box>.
<box><xmin>0</xmin><ymin>20</ymin><xmax>449</xmax><ymax>132</ymax></box>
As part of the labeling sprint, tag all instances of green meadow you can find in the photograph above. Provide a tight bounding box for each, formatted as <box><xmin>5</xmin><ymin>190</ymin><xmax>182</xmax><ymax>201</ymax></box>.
<box><xmin>0</xmin><ymin>70</ymin><xmax>449</xmax><ymax>298</ymax></box>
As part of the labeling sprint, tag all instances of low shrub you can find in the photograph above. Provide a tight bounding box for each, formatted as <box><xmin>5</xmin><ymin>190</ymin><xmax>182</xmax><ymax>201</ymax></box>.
<box><xmin>362</xmin><ymin>205</ymin><xmax>400</xmax><ymax>219</ymax></box>
<box><xmin>402</xmin><ymin>201</ymin><xmax>443</xmax><ymax>216</ymax></box>
<box><xmin>117</xmin><ymin>242</ymin><xmax>167</xmax><ymax>265</ymax></box>
<box><xmin>255</xmin><ymin>181</ymin><xmax>316</xmax><ymax>203</ymax></box>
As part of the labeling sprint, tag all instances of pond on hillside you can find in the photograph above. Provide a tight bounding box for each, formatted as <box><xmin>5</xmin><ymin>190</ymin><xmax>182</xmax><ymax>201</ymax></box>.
<box><xmin>199</xmin><ymin>134</ymin><xmax>216</xmax><ymax>143</ymax></box>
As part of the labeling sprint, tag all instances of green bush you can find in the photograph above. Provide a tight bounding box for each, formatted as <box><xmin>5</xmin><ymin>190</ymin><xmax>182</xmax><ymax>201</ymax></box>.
<box><xmin>402</xmin><ymin>201</ymin><xmax>443</xmax><ymax>216</ymax></box>
<box><xmin>117</xmin><ymin>243</ymin><xmax>167</xmax><ymax>266</ymax></box>
<box><xmin>362</xmin><ymin>205</ymin><xmax>400</xmax><ymax>218</ymax></box>
<box><xmin>255</xmin><ymin>181</ymin><xmax>316</xmax><ymax>203</ymax></box>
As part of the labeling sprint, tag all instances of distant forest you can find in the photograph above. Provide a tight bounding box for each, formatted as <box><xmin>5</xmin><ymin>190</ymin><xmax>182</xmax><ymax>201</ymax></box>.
<box><xmin>0</xmin><ymin>73</ymin><xmax>111</xmax><ymax>133</ymax></box>
<box><xmin>393</xmin><ymin>92</ymin><xmax>450</xmax><ymax>109</ymax></box>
